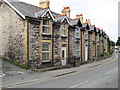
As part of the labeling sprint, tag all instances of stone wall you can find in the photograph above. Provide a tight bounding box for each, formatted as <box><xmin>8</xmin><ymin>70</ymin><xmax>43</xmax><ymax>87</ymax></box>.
<box><xmin>0</xmin><ymin>1</ymin><xmax>2</xmax><ymax>57</ymax></box>
<box><xmin>29</xmin><ymin>20</ymin><xmax>41</xmax><ymax>69</ymax></box>
<box><xmin>53</xmin><ymin>24</ymin><xmax>61</xmax><ymax>67</ymax></box>
<box><xmin>1</xmin><ymin>2</ymin><xmax>26</xmax><ymax>65</ymax></box>
<box><xmin>88</xmin><ymin>32</ymin><xmax>93</xmax><ymax>60</ymax></box>
<box><xmin>81</xmin><ymin>30</ymin><xmax>85</xmax><ymax>61</ymax></box>
<box><xmin>68</xmin><ymin>26</ymin><xmax>75</xmax><ymax>62</ymax></box>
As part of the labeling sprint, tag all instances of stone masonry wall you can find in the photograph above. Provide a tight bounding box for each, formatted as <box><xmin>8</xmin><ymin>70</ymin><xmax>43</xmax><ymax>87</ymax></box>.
<box><xmin>88</xmin><ymin>32</ymin><xmax>93</xmax><ymax>60</ymax></box>
<box><xmin>1</xmin><ymin>2</ymin><xmax>26</xmax><ymax>65</ymax></box>
<box><xmin>0</xmin><ymin>1</ymin><xmax>2</xmax><ymax>56</ymax></box>
<box><xmin>29</xmin><ymin>20</ymin><xmax>41</xmax><ymax>69</ymax></box>
<box><xmin>68</xmin><ymin>27</ymin><xmax>75</xmax><ymax>62</ymax></box>
<box><xmin>53</xmin><ymin>24</ymin><xmax>61</xmax><ymax>67</ymax></box>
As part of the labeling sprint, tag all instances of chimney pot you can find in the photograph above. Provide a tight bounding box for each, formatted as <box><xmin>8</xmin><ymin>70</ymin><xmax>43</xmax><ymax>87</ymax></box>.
<box><xmin>61</xmin><ymin>7</ymin><xmax>71</xmax><ymax>18</ymax></box>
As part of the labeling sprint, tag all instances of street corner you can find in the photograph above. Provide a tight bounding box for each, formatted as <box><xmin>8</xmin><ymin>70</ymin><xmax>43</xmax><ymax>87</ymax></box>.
<box><xmin>2</xmin><ymin>61</ymin><xmax>24</xmax><ymax>77</ymax></box>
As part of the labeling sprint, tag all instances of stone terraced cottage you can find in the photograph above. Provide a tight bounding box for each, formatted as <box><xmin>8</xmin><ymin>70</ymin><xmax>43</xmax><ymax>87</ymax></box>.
<box><xmin>0</xmin><ymin>0</ymin><xmax>110</xmax><ymax>69</ymax></box>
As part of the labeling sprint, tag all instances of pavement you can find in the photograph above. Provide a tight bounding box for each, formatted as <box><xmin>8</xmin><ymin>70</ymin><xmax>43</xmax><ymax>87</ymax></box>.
<box><xmin>1</xmin><ymin>52</ymin><xmax>118</xmax><ymax>88</ymax></box>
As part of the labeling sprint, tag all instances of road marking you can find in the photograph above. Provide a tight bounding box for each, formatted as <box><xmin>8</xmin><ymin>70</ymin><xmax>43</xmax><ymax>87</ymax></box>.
<box><xmin>70</xmin><ymin>80</ymin><xmax>90</xmax><ymax>88</ymax></box>
<box><xmin>6</xmin><ymin>54</ymin><xmax>118</xmax><ymax>88</ymax></box>
<box><xmin>105</xmin><ymin>68</ymin><xmax>118</xmax><ymax>75</ymax></box>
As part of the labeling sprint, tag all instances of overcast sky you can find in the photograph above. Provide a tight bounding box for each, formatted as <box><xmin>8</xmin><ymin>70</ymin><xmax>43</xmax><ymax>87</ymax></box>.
<box><xmin>20</xmin><ymin>0</ymin><xmax>119</xmax><ymax>42</ymax></box>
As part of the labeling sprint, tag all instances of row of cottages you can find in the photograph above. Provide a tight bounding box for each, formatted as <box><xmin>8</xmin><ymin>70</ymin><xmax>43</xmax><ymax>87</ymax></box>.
<box><xmin>0</xmin><ymin>0</ymin><xmax>110</xmax><ymax>69</ymax></box>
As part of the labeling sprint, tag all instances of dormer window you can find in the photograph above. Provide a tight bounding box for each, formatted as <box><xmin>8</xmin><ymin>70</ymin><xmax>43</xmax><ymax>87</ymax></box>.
<box><xmin>61</xmin><ymin>24</ymin><xmax>66</xmax><ymax>36</ymax></box>
<box><xmin>43</xmin><ymin>20</ymin><xmax>50</xmax><ymax>34</ymax></box>
<box><xmin>76</xmin><ymin>27</ymin><xmax>80</xmax><ymax>38</ymax></box>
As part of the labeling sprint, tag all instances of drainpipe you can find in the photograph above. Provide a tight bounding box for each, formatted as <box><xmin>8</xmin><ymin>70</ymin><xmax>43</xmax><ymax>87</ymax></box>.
<box><xmin>81</xmin><ymin>28</ymin><xmax>83</xmax><ymax>61</ymax></box>
<box><xmin>27</xmin><ymin>20</ymin><xmax>30</xmax><ymax>69</ymax></box>
<box><xmin>52</xmin><ymin>22</ymin><xmax>54</xmax><ymax>67</ymax></box>
<box><xmin>68</xmin><ymin>27</ymin><xmax>70</xmax><ymax>64</ymax></box>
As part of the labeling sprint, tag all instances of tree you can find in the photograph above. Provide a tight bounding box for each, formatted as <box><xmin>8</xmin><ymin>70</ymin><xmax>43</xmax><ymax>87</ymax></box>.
<box><xmin>116</xmin><ymin>37</ymin><xmax>120</xmax><ymax>46</ymax></box>
<box><xmin>110</xmin><ymin>40</ymin><xmax>115</xmax><ymax>47</ymax></box>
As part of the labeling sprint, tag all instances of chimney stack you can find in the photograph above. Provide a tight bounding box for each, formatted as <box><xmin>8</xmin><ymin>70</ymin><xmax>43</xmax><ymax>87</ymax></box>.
<box><xmin>76</xmin><ymin>14</ymin><xmax>83</xmax><ymax>23</ymax></box>
<box><xmin>88</xmin><ymin>19</ymin><xmax>91</xmax><ymax>26</ymax></box>
<box><xmin>61</xmin><ymin>7</ymin><xmax>71</xmax><ymax>18</ymax></box>
<box><xmin>39</xmin><ymin>0</ymin><xmax>49</xmax><ymax>8</ymax></box>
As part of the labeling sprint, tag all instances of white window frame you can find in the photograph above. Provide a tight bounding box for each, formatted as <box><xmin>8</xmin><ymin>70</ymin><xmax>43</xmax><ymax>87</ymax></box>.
<box><xmin>61</xmin><ymin>24</ymin><xmax>66</xmax><ymax>36</ymax></box>
<box><xmin>42</xmin><ymin>43</ymin><xmax>50</xmax><ymax>61</ymax></box>
<box><xmin>42</xmin><ymin>20</ymin><xmax>50</xmax><ymax>34</ymax></box>
<box><xmin>76</xmin><ymin>27</ymin><xmax>80</xmax><ymax>38</ymax></box>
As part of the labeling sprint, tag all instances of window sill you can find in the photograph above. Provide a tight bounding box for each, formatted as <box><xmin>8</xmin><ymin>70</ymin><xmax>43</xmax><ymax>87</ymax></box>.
<box><xmin>61</xmin><ymin>35</ymin><xmax>67</xmax><ymax>38</ymax></box>
<box><xmin>76</xmin><ymin>37</ymin><xmax>80</xmax><ymax>40</ymax></box>
<box><xmin>42</xmin><ymin>60</ymin><xmax>51</xmax><ymax>63</ymax></box>
<box><xmin>42</xmin><ymin>33</ymin><xmax>51</xmax><ymax>36</ymax></box>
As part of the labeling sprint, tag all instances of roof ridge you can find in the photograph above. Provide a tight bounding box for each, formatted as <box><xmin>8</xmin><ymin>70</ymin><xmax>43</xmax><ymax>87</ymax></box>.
<box><xmin>82</xmin><ymin>22</ymin><xmax>87</xmax><ymax>24</ymax></box>
<box><xmin>90</xmin><ymin>25</ymin><xmax>95</xmax><ymax>26</ymax></box>
<box><xmin>54</xmin><ymin>14</ymin><xmax>66</xmax><ymax>18</ymax></box>
<box><xmin>34</xmin><ymin>7</ymin><xmax>49</xmax><ymax>12</ymax></box>
<box><xmin>69</xmin><ymin>18</ymin><xmax>79</xmax><ymax>21</ymax></box>
<box><xmin>51</xmin><ymin>11</ymin><xmax>61</xmax><ymax>15</ymax></box>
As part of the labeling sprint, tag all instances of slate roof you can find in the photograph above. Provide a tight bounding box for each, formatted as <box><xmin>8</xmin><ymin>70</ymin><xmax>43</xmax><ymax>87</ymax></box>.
<box><xmin>96</xmin><ymin>28</ymin><xmax>100</xmax><ymax>33</ymax></box>
<box><xmin>55</xmin><ymin>15</ymin><xmax>65</xmax><ymax>22</ymax></box>
<box><xmin>35</xmin><ymin>8</ymin><xmax>49</xmax><ymax>18</ymax></box>
<box><xmin>5</xmin><ymin>0</ymin><xmax>42</xmax><ymax>18</ymax></box>
<box><xmin>70</xmin><ymin>19</ymin><xmax>82</xmax><ymax>27</ymax></box>
<box><xmin>89</xmin><ymin>25</ymin><xmax>95</xmax><ymax>31</ymax></box>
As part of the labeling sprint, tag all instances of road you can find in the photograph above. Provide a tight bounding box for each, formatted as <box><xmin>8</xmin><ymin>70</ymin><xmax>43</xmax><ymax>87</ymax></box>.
<box><xmin>5</xmin><ymin>53</ymin><xmax>118</xmax><ymax>89</ymax></box>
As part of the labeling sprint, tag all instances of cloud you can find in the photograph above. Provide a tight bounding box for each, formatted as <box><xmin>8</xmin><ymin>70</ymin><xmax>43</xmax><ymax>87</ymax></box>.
<box><xmin>19</xmin><ymin>0</ymin><xmax>119</xmax><ymax>42</ymax></box>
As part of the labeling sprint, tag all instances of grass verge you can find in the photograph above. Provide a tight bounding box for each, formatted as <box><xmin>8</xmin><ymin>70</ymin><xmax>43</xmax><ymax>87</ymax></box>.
<box><xmin>3</xmin><ymin>58</ymin><xmax>28</xmax><ymax>70</ymax></box>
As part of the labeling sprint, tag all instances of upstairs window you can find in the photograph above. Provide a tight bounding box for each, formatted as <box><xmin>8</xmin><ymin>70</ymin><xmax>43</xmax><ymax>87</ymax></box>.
<box><xmin>85</xmin><ymin>32</ymin><xmax>87</xmax><ymax>39</ymax></box>
<box><xmin>43</xmin><ymin>20</ymin><xmax>50</xmax><ymax>34</ymax></box>
<box><xmin>42</xmin><ymin>43</ymin><xmax>50</xmax><ymax>61</ymax></box>
<box><xmin>76</xmin><ymin>27</ymin><xmax>80</xmax><ymax>38</ymax></box>
<box><xmin>61</xmin><ymin>24</ymin><xmax>66</xmax><ymax>36</ymax></box>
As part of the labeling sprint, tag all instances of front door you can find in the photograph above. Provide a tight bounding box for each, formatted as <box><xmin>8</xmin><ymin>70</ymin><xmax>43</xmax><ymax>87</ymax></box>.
<box><xmin>62</xmin><ymin>45</ymin><xmax>66</xmax><ymax>66</ymax></box>
<box><xmin>85</xmin><ymin>46</ymin><xmax>88</xmax><ymax>61</ymax></box>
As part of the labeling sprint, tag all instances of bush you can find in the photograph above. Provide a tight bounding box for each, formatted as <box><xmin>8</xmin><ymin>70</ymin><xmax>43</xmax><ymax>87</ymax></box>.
<box><xmin>100</xmin><ymin>52</ymin><xmax>108</xmax><ymax>57</ymax></box>
<box><xmin>104</xmin><ymin>52</ymin><xmax>108</xmax><ymax>56</ymax></box>
<box><xmin>100</xmin><ymin>53</ymin><xmax>104</xmax><ymax>57</ymax></box>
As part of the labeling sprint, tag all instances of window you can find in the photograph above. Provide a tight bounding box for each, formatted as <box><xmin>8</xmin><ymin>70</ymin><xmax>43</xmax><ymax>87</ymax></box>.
<box><xmin>42</xmin><ymin>43</ymin><xmax>50</xmax><ymax>61</ymax></box>
<box><xmin>85</xmin><ymin>32</ymin><xmax>87</xmax><ymax>39</ymax></box>
<box><xmin>61</xmin><ymin>24</ymin><xmax>66</xmax><ymax>36</ymax></box>
<box><xmin>76</xmin><ymin>27</ymin><xmax>79</xmax><ymax>38</ymax></box>
<box><xmin>76</xmin><ymin>44</ymin><xmax>80</xmax><ymax>57</ymax></box>
<box><xmin>43</xmin><ymin>20</ymin><xmax>50</xmax><ymax>34</ymax></box>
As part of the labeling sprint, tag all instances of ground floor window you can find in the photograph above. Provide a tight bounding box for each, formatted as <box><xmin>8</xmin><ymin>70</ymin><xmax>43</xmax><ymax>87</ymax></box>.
<box><xmin>42</xmin><ymin>43</ymin><xmax>50</xmax><ymax>61</ymax></box>
<box><xmin>76</xmin><ymin>44</ymin><xmax>80</xmax><ymax>57</ymax></box>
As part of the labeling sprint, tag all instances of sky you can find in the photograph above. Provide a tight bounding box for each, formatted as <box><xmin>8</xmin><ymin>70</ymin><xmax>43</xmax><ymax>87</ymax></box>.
<box><xmin>20</xmin><ymin>0</ymin><xmax>119</xmax><ymax>42</ymax></box>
